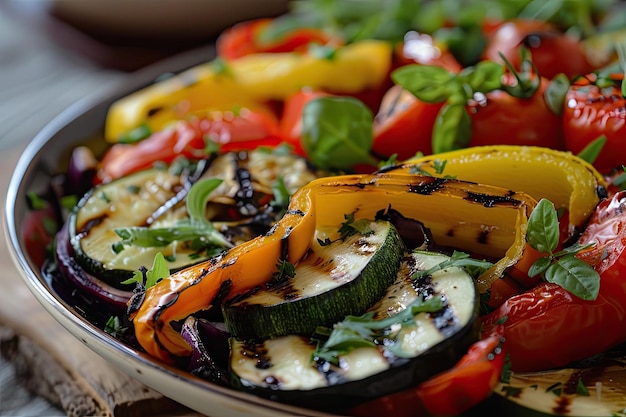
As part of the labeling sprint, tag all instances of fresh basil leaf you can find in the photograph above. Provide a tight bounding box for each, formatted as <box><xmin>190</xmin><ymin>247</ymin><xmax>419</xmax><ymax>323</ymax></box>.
<box><xmin>122</xmin><ymin>252</ymin><xmax>171</xmax><ymax>288</ymax></box>
<box><xmin>528</xmin><ymin>256</ymin><xmax>551</xmax><ymax>277</ymax></box>
<box><xmin>301</xmin><ymin>96</ymin><xmax>377</xmax><ymax>171</ymax></box>
<box><xmin>432</xmin><ymin>102</ymin><xmax>472</xmax><ymax>153</ymax></box>
<box><xmin>411</xmin><ymin>0</ymin><xmax>446</xmax><ymax>34</ymax></box>
<box><xmin>577</xmin><ymin>135</ymin><xmax>607</xmax><ymax>164</ymax></box>
<box><xmin>554</xmin><ymin>242</ymin><xmax>594</xmax><ymax>257</ymax></box>
<box><xmin>270</xmin><ymin>176</ymin><xmax>291</xmax><ymax>210</ymax></box>
<box><xmin>114</xmin><ymin>221</ymin><xmax>232</xmax><ymax>250</ymax></box>
<box><xmin>527</xmin><ymin>198</ymin><xmax>560</xmax><ymax>254</ymax></box>
<box><xmin>544</xmin><ymin>255</ymin><xmax>600</xmax><ymax>301</ymax></box>
<box><xmin>544</xmin><ymin>73</ymin><xmax>570</xmax><ymax>115</ymax></box>
<box><xmin>186</xmin><ymin>178</ymin><xmax>223</xmax><ymax>225</ymax></box>
<box><xmin>391</xmin><ymin>64</ymin><xmax>453</xmax><ymax>103</ymax></box>
<box><xmin>461</xmin><ymin>61</ymin><xmax>504</xmax><ymax>93</ymax></box>
<box><xmin>146</xmin><ymin>252</ymin><xmax>171</xmax><ymax>288</ymax></box>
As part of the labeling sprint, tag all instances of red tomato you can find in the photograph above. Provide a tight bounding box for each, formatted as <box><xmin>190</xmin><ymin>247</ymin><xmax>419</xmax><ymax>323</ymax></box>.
<box><xmin>22</xmin><ymin>208</ymin><xmax>56</xmax><ymax>268</ymax></box>
<box><xmin>562</xmin><ymin>73</ymin><xmax>626</xmax><ymax>174</ymax></box>
<box><xmin>279</xmin><ymin>89</ymin><xmax>332</xmax><ymax>156</ymax></box>
<box><xmin>483</xmin><ymin>191</ymin><xmax>626</xmax><ymax>372</ymax></box>
<box><xmin>483</xmin><ymin>19</ymin><xmax>596</xmax><ymax>79</ymax></box>
<box><xmin>577</xmin><ymin>190</ymin><xmax>626</xmax><ymax>275</ymax></box>
<box><xmin>216</xmin><ymin>18</ymin><xmax>339</xmax><ymax>60</ymax></box>
<box><xmin>372</xmin><ymin>85</ymin><xmax>443</xmax><ymax>160</ymax></box>
<box><xmin>97</xmin><ymin>108</ymin><xmax>283</xmax><ymax>183</ymax></box>
<box><xmin>467</xmin><ymin>75</ymin><xmax>565</xmax><ymax>149</ymax></box>
<box><xmin>394</xmin><ymin>32</ymin><xmax>462</xmax><ymax>73</ymax></box>
<box><xmin>369</xmin><ymin>33</ymin><xmax>461</xmax><ymax>160</ymax></box>
<box><xmin>350</xmin><ymin>325</ymin><xmax>506</xmax><ymax>417</ymax></box>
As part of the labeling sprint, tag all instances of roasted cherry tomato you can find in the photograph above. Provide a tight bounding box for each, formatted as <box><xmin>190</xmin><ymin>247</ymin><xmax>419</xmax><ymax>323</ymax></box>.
<box><xmin>372</xmin><ymin>85</ymin><xmax>444</xmax><ymax>160</ymax></box>
<box><xmin>97</xmin><ymin>108</ymin><xmax>283</xmax><ymax>183</ymax></box>
<box><xmin>467</xmin><ymin>74</ymin><xmax>565</xmax><ymax>150</ymax></box>
<box><xmin>562</xmin><ymin>73</ymin><xmax>626</xmax><ymax>174</ymax></box>
<box><xmin>350</xmin><ymin>325</ymin><xmax>506</xmax><ymax>417</ymax></box>
<box><xmin>216</xmin><ymin>18</ymin><xmax>339</xmax><ymax>60</ymax></box>
<box><xmin>394</xmin><ymin>31</ymin><xmax>463</xmax><ymax>73</ymax></box>
<box><xmin>483</xmin><ymin>191</ymin><xmax>626</xmax><ymax>372</ymax></box>
<box><xmin>483</xmin><ymin>19</ymin><xmax>596</xmax><ymax>79</ymax></box>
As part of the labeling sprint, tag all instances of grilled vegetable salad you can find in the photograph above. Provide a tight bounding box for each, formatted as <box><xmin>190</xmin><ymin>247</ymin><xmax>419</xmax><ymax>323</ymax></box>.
<box><xmin>25</xmin><ymin>0</ymin><xmax>626</xmax><ymax>416</ymax></box>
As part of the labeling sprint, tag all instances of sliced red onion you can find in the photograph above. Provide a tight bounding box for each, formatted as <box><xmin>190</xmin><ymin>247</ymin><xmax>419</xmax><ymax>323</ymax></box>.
<box><xmin>181</xmin><ymin>316</ymin><xmax>230</xmax><ymax>386</ymax></box>
<box><xmin>55</xmin><ymin>222</ymin><xmax>132</xmax><ymax>313</ymax></box>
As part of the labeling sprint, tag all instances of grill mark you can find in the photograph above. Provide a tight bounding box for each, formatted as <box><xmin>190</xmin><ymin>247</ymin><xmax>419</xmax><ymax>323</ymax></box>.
<box><xmin>147</xmin><ymin>107</ymin><xmax>163</xmax><ymax>118</ymax></box>
<box><xmin>412</xmin><ymin>267</ymin><xmax>459</xmax><ymax>335</ymax></box>
<box><xmin>234</xmin><ymin>166</ymin><xmax>258</xmax><ymax>216</ymax></box>
<box><xmin>465</xmin><ymin>190</ymin><xmax>520</xmax><ymax>208</ymax></box>
<box><xmin>408</xmin><ymin>177</ymin><xmax>447</xmax><ymax>195</ymax></box>
<box><xmin>77</xmin><ymin>214</ymin><xmax>107</xmax><ymax>235</ymax></box>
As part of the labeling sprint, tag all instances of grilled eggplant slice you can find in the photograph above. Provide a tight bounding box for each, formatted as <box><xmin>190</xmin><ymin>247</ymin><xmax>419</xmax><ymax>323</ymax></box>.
<box><xmin>229</xmin><ymin>250</ymin><xmax>480</xmax><ymax>411</ymax></box>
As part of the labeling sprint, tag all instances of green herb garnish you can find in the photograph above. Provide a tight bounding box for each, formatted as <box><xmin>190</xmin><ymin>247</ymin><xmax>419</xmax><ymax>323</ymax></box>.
<box><xmin>112</xmin><ymin>178</ymin><xmax>232</xmax><ymax>253</ymax></box>
<box><xmin>392</xmin><ymin>61</ymin><xmax>504</xmax><ymax>153</ymax></box>
<box><xmin>104</xmin><ymin>316</ymin><xmax>125</xmax><ymax>337</ymax></box>
<box><xmin>527</xmin><ymin>198</ymin><xmax>600</xmax><ymax>300</ymax></box>
<box><xmin>312</xmin><ymin>295</ymin><xmax>444</xmax><ymax>365</ymax></box>
<box><xmin>337</xmin><ymin>212</ymin><xmax>373</xmax><ymax>241</ymax></box>
<box><xmin>122</xmin><ymin>251</ymin><xmax>170</xmax><ymax>289</ymax></box>
<box><xmin>301</xmin><ymin>96</ymin><xmax>377</xmax><ymax>171</ymax></box>
<box><xmin>412</xmin><ymin>250</ymin><xmax>493</xmax><ymax>281</ymax></box>
<box><xmin>272</xmin><ymin>259</ymin><xmax>296</xmax><ymax>283</ymax></box>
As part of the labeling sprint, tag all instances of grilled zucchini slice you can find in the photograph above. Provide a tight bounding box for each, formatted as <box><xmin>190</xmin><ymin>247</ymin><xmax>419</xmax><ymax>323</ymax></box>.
<box><xmin>67</xmin><ymin>149</ymin><xmax>321</xmax><ymax>288</ymax></box>
<box><xmin>222</xmin><ymin>220</ymin><xmax>403</xmax><ymax>340</ymax></box>
<box><xmin>229</xmin><ymin>250</ymin><xmax>480</xmax><ymax>410</ymax></box>
<box><xmin>68</xmin><ymin>167</ymin><xmax>200</xmax><ymax>286</ymax></box>
<box><xmin>486</xmin><ymin>357</ymin><xmax>626</xmax><ymax>417</ymax></box>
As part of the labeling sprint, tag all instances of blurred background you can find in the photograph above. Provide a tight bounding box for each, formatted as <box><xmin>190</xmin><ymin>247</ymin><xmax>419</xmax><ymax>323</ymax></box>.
<box><xmin>0</xmin><ymin>0</ymin><xmax>289</xmax><ymax>151</ymax></box>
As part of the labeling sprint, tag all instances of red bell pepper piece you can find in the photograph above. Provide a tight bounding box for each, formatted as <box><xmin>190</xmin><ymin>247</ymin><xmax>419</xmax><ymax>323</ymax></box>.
<box><xmin>216</xmin><ymin>18</ymin><xmax>339</xmax><ymax>60</ymax></box>
<box><xmin>96</xmin><ymin>108</ymin><xmax>283</xmax><ymax>183</ymax></box>
<box><xmin>350</xmin><ymin>325</ymin><xmax>506</xmax><ymax>417</ymax></box>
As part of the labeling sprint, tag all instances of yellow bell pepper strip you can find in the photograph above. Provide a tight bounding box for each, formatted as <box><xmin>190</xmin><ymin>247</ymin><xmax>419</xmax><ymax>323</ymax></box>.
<box><xmin>105</xmin><ymin>40</ymin><xmax>392</xmax><ymax>143</ymax></box>
<box><xmin>129</xmin><ymin>172</ymin><xmax>538</xmax><ymax>363</ymax></box>
<box><xmin>390</xmin><ymin>145</ymin><xmax>607</xmax><ymax>235</ymax></box>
